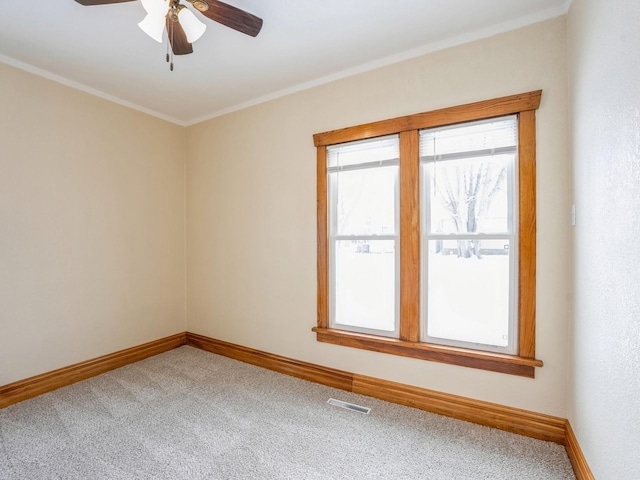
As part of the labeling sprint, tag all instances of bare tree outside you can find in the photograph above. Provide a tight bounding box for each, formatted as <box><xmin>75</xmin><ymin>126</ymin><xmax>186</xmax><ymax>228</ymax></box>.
<box><xmin>433</xmin><ymin>159</ymin><xmax>507</xmax><ymax>258</ymax></box>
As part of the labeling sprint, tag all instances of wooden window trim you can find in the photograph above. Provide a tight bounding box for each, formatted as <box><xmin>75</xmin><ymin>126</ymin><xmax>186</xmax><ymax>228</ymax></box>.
<box><xmin>399</xmin><ymin>130</ymin><xmax>420</xmax><ymax>342</ymax></box>
<box><xmin>314</xmin><ymin>91</ymin><xmax>542</xmax><ymax>378</ymax></box>
<box><xmin>313</xmin><ymin>91</ymin><xmax>542</xmax><ymax>148</ymax></box>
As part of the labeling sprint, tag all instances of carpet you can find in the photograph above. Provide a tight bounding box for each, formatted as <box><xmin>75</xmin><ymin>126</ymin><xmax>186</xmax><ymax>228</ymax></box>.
<box><xmin>0</xmin><ymin>346</ymin><xmax>575</xmax><ymax>479</ymax></box>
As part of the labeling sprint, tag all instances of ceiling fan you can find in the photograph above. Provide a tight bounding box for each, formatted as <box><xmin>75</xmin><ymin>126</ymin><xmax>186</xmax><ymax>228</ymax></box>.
<box><xmin>75</xmin><ymin>0</ymin><xmax>262</xmax><ymax>69</ymax></box>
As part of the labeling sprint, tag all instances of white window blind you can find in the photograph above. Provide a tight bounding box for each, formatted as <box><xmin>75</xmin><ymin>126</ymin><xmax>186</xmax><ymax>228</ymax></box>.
<box><xmin>420</xmin><ymin>116</ymin><xmax>518</xmax><ymax>162</ymax></box>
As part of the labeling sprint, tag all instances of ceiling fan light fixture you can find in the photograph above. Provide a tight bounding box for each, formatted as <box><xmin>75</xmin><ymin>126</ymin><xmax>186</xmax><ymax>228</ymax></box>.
<box><xmin>178</xmin><ymin>6</ymin><xmax>207</xmax><ymax>43</ymax></box>
<box><xmin>76</xmin><ymin>0</ymin><xmax>263</xmax><ymax>70</ymax></box>
<box><xmin>138</xmin><ymin>13</ymin><xmax>166</xmax><ymax>43</ymax></box>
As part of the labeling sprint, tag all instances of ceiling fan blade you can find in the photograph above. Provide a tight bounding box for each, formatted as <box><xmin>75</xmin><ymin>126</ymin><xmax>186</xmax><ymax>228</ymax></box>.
<box><xmin>74</xmin><ymin>0</ymin><xmax>135</xmax><ymax>5</ymax></box>
<box><xmin>199</xmin><ymin>0</ymin><xmax>263</xmax><ymax>37</ymax></box>
<box><xmin>166</xmin><ymin>17</ymin><xmax>194</xmax><ymax>55</ymax></box>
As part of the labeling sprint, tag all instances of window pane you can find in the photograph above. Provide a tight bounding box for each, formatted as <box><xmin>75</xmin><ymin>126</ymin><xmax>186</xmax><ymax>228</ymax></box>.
<box><xmin>425</xmin><ymin>155</ymin><xmax>511</xmax><ymax>234</ymax></box>
<box><xmin>333</xmin><ymin>166</ymin><xmax>397</xmax><ymax>236</ymax></box>
<box><xmin>426</xmin><ymin>240</ymin><xmax>510</xmax><ymax>347</ymax></box>
<box><xmin>334</xmin><ymin>240</ymin><xmax>396</xmax><ymax>332</ymax></box>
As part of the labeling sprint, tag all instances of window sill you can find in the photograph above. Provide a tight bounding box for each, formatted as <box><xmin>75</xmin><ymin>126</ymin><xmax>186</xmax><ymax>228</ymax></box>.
<box><xmin>312</xmin><ymin>327</ymin><xmax>542</xmax><ymax>378</ymax></box>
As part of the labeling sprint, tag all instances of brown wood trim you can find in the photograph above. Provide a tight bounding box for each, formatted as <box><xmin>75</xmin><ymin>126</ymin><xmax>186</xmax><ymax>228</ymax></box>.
<box><xmin>313</xmin><ymin>327</ymin><xmax>542</xmax><ymax>377</ymax></box>
<box><xmin>313</xmin><ymin>90</ymin><xmax>542</xmax><ymax>146</ymax></box>
<box><xmin>186</xmin><ymin>333</ymin><xmax>353</xmax><ymax>391</ymax></box>
<box><xmin>186</xmin><ymin>332</ymin><xmax>561</xmax><ymax>445</ymax></box>
<box><xmin>565</xmin><ymin>421</ymin><xmax>595</xmax><ymax>480</ymax></box>
<box><xmin>518</xmin><ymin>110</ymin><xmax>537</xmax><ymax>359</ymax></box>
<box><xmin>317</xmin><ymin>145</ymin><xmax>329</xmax><ymax>329</ymax></box>
<box><xmin>399</xmin><ymin>131</ymin><xmax>421</xmax><ymax>342</ymax></box>
<box><xmin>353</xmin><ymin>374</ymin><xmax>566</xmax><ymax>444</ymax></box>
<box><xmin>406</xmin><ymin>91</ymin><xmax>542</xmax><ymax>132</ymax></box>
<box><xmin>0</xmin><ymin>332</ymin><xmax>187</xmax><ymax>409</ymax></box>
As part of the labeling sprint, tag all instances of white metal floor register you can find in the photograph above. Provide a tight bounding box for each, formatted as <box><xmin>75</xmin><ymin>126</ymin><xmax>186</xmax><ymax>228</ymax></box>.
<box><xmin>327</xmin><ymin>398</ymin><xmax>371</xmax><ymax>414</ymax></box>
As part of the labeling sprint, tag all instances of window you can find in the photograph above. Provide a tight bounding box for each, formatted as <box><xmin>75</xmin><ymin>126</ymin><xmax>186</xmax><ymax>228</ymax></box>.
<box><xmin>420</xmin><ymin>117</ymin><xmax>518</xmax><ymax>354</ymax></box>
<box><xmin>328</xmin><ymin>136</ymin><xmax>400</xmax><ymax>337</ymax></box>
<box><xmin>314</xmin><ymin>92</ymin><xmax>543</xmax><ymax>377</ymax></box>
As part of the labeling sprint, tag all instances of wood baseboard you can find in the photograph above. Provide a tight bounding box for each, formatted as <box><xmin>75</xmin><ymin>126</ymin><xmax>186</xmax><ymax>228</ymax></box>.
<box><xmin>353</xmin><ymin>374</ymin><xmax>565</xmax><ymax>443</ymax></box>
<box><xmin>186</xmin><ymin>333</ymin><xmax>353</xmax><ymax>391</ymax></box>
<box><xmin>186</xmin><ymin>332</ymin><xmax>565</xmax><ymax>444</ymax></box>
<box><xmin>565</xmin><ymin>420</ymin><xmax>595</xmax><ymax>480</ymax></box>
<box><xmin>0</xmin><ymin>332</ymin><xmax>187</xmax><ymax>408</ymax></box>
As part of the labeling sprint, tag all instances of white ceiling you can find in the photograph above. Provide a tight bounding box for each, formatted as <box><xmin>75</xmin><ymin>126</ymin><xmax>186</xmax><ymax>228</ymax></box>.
<box><xmin>0</xmin><ymin>0</ymin><xmax>569</xmax><ymax>126</ymax></box>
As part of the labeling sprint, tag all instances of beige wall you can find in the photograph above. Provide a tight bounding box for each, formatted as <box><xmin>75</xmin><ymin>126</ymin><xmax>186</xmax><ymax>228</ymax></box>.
<box><xmin>187</xmin><ymin>18</ymin><xmax>571</xmax><ymax>416</ymax></box>
<box><xmin>0</xmin><ymin>63</ymin><xmax>187</xmax><ymax>385</ymax></box>
<box><xmin>567</xmin><ymin>0</ymin><xmax>640</xmax><ymax>477</ymax></box>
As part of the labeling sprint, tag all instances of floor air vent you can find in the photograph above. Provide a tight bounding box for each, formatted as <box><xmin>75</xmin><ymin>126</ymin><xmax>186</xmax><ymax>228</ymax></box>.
<box><xmin>327</xmin><ymin>398</ymin><xmax>371</xmax><ymax>414</ymax></box>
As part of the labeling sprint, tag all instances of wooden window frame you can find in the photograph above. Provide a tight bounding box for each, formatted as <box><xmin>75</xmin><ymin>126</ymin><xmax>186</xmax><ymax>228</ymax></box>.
<box><xmin>313</xmin><ymin>91</ymin><xmax>543</xmax><ymax>378</ymax></box>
